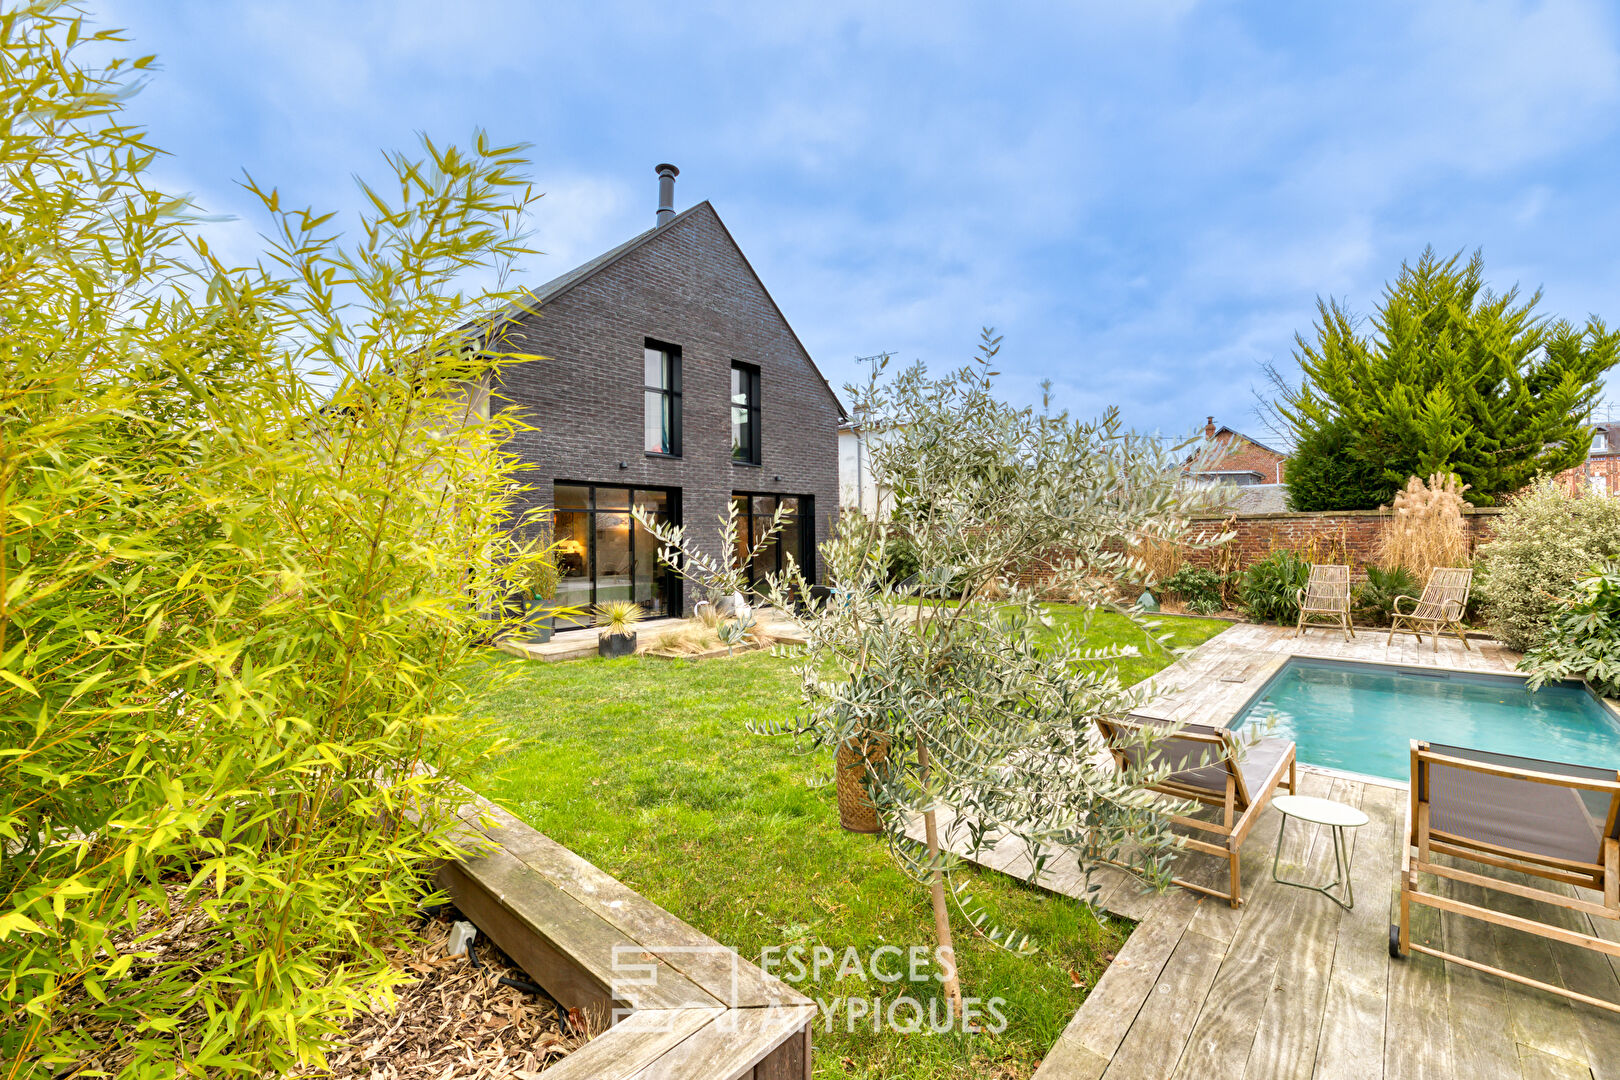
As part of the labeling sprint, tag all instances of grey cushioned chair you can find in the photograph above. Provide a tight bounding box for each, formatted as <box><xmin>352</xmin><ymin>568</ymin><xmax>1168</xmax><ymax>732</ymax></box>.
<box><xmin>1392</xmin><ymin>741</ymin><xmax>1620</xmax><ymax>1013</ymax></box>
<box><xmin>1095</xmin><ymin>714</ymin><xmax>1296</xmax><ymax>907</ymax></box>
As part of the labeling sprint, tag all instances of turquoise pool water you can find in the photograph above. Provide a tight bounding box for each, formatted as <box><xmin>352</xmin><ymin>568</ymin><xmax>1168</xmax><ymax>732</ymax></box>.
<box><xmin>1229</xmin><ymin>659</ymin><xmax>1620</xmax><ymax>781</ymax></box>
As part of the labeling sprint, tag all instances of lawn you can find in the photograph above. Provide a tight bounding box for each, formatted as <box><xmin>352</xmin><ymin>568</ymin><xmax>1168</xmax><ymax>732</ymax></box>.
<box><xmin>470</xmin><ymin>608</ymin><xmax>1228</xmax><ymax>1079</ymax></box>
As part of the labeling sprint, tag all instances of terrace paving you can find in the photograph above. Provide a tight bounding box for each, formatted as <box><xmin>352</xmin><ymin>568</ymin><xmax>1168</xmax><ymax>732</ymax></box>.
<box><xmin>910</xmin><ymin>622</ymin><xmax>1620</xmax><ymax>1079</ymax></box>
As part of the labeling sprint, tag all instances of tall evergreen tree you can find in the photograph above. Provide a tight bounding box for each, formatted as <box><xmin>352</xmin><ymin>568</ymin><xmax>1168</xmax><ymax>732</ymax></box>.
<box><xmin>1274</xmin><ymin>248</ymin><xmax>1618</xmax><ymax>506</ymax></box>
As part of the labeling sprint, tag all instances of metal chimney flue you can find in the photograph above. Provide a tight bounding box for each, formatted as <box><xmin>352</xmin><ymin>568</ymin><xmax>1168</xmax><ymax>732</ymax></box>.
<box><xmin>655</xmin><ymin>163</ymin><xmax>679</xmax><ymax>226</ymax></box>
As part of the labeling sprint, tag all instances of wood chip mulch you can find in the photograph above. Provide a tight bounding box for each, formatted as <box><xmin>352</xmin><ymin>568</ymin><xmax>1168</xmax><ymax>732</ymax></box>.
<box><xmin>321</xmin><ymin>911</ymin><xmax>587</xmax><ymax>1080</ymax></box>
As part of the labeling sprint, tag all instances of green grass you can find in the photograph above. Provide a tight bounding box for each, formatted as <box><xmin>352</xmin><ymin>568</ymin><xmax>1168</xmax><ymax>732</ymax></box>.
<box><xmin>471</xmin><ymin>607</ymin><xmax>1228</xmax><ymax>1079</ymax></box>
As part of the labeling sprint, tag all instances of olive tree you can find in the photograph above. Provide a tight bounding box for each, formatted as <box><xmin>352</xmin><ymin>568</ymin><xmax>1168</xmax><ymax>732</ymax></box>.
<box><xmin>646</xmin><ymin>332</ymin><xmax>1223</xmax><ymax>1013</ymax></box>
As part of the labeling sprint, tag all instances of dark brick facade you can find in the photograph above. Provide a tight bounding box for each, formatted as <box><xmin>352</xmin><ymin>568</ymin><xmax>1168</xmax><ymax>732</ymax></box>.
<box><xmin>490</xmin><ymin>201</ymin><xmax>844</xmax><ymax>613</ymax></box>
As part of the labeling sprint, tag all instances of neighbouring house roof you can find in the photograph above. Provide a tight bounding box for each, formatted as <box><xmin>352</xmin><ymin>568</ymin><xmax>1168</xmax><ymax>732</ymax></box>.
<box><xmin>1228</xmin><ymin>483</ymin><xmax>1290</xmax><ymax>514</ymax></box>
<box><xmin>1205</xmin><ymin>426</ymin><xmax>1289</xmax><ymax>460</ymax></box>
<box><xmin>470</xmin><ymin>201</ymin><xmax>848</xmax><ymax>420</ymax></box>
<box><xmin>1195</xmin><ymin>468</ymin><xmax>1266</xmax><ymax>482</ymax></box>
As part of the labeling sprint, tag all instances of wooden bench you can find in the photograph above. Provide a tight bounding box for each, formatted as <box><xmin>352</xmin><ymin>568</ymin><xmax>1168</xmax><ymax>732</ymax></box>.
<box><xmin>440</xmin><ymin>794</ymin><xmax>814</xmax><ymax>1079</ymax></box>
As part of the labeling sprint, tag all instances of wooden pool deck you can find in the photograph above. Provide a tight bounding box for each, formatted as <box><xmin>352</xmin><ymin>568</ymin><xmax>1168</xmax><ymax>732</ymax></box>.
<box><xmin>920</xmin><ymin>622</ymin><xmax>1620</xmax><ymax>1079</ymax></box>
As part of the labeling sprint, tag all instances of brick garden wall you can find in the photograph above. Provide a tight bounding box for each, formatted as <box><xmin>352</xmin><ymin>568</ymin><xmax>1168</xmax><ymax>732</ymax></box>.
<box><xmin>1185</xmin><ymin>507</ymin><xmax>1503</xmax><ymax>574</ymax></box>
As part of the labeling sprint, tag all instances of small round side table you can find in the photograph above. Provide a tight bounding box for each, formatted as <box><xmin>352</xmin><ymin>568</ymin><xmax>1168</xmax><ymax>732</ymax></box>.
<box><xmin>1270</xmin><ymin>793</ymin><xmax>1369</xmax><ymax>910</ymax></box>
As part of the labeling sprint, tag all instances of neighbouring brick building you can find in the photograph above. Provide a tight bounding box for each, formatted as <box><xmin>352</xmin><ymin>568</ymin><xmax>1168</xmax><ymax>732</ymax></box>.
<box><xmin>479</xmin><ymin>165</ymin><xmax>845</xmax><ymax>620</ymax></box>
<box><xmin>1190</xmin><ymin>417</ymin><xmax>1289</xmax><ymax>486</ymax></box>
<box><xmin>1555</xmin><ymin>418</ymin><xmax>1620</xmax><ymax>497</ymax></box>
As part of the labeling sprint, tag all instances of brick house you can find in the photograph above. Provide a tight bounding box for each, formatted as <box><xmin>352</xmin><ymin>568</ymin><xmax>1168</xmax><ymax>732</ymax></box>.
<box><xmin>1555</xmin><ymin>417</ymin><xmax>1620</xmax><ymax>497</ymax></box>
<box><xmin>1190</xmin><ymin>417</ymin><xmax>1289</xmax><ymax>485</ymax></box>
<box><xmin>1185</xmin><ymin>417</ymin><xmax>1291</xmax><ymax>514</ymax></box>
<box><xmin>479</xmin><ymin>165</ymin><xmax>845</xmax><ymax>620</ymax></box>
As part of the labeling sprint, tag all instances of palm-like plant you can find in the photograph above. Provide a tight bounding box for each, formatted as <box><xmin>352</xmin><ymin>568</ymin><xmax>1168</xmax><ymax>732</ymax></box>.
<box><xmin>595</xmin><ymin>601</ymin><xmax>645</xmax><ymax>637</ymax></box>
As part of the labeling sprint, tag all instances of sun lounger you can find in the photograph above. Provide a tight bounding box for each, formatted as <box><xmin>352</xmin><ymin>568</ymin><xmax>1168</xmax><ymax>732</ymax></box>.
<box><xmin>1392</xmin><ymin>741</ymin><xmax>1620</xmax><ymax>1013</ymax></box>
<box><xmin>1095</xmin><ymin>714</ymin><xmax>1296</xmax><ymax>907</ymax></box>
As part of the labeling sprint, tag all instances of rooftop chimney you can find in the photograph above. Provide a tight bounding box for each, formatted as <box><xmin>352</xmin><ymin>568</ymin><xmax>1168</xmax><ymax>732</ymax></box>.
<box><xmin>1205</xmin><ymin>416</ymin><xmax>1217</xmax><ymax>440</ymax></box>
<box><xmin>655</xmin><ymin>163</ymin><xmax>679</xmax><ymax>227</ymax></box>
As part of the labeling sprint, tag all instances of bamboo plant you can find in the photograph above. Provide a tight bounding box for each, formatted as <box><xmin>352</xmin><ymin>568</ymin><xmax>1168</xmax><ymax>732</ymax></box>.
<box><xmin>0</xmin><ymin>7</ymin><xmax>551</xmax><ymax>1073</ymax></box>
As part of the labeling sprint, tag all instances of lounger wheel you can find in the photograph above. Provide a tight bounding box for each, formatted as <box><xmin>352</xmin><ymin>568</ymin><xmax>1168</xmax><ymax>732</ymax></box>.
<box><xmin>1389</xmin><ymin>924</ymin><xmax>1403</xmax><ymax>959</ymax></box>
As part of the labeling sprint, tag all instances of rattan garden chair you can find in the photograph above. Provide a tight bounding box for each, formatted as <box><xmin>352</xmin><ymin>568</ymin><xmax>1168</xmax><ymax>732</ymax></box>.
<box><xmin>1094</xmin><ymin>714</ymin><xmax>1296</xmax><ymax>907</ymax></box>
<box><xmin>1392</xmin><ymin>741</ymin><xmax>1620</xmax><ymax>1013</ymax></box>
<box><xmin>1387</xmin><ymin>566</ymin><xmax>1473</xmax><ymax>652</ymax></box>
<box><xmin>1295</xmin><ymin>564</ymin><xmax>1353</xmax><ymax>641</ymax></box>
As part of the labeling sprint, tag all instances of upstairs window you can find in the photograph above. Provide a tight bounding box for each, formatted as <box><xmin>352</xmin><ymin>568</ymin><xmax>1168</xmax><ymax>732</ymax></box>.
<box><xmin>644</xmin><ymin>341</ymin><xmax>681</xmax><ymax>456</ymax></box>
<box><xmin>1595</xmin><ymin>429</ymin><xmax>1610</xmax><ymax>453</ymax></box>
<box><xmin>731</xmin><ymin>362</ymin><xmax>760</xmax><ymax>465</ymax></box>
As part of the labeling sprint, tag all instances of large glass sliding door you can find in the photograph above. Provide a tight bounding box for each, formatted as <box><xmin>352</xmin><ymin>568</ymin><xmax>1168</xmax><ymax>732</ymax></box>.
<box><xmin>554</xmin><ymin>483</ymin><xmax>678</xmax><ymax>623</ymax></box>
<box><xmin>732</xmin><ymin>493</ymin><xmax>813</xmax><ymax>595</ymax></box>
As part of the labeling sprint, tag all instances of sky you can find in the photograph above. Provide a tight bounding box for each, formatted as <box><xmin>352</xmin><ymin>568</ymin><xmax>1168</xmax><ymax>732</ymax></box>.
<box><xmin>99</xmin><ymin>0</ymin><xmax>1620</xmax><ymax>442</ymax></box>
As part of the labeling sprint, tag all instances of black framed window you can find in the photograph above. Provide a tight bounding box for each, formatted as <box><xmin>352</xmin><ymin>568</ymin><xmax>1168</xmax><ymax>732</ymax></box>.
<box><xmin>731</xmin><ymin>362</ymin><xmax>760</xmax><ymax>465</ymax></box>
<box><xmin>644</xmin><ymin>341</ymin><xmax>682</xmax><ymax>456</ymax></box>
<box><xmin>554</xmin><ymin>483</ymin><xmax>680</xmax><ymax>622</ymax></box>
<box><xmin>731</xmin><ymin>493</ymin><xmax>813</xmax><ymax>591</ymax></box>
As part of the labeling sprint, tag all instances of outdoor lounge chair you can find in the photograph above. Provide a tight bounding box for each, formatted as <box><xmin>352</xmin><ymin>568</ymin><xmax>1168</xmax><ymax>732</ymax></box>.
<box><xmin>1094</xmin><ymin>714</ymin><xmax>1296</xmax><ymax>907</ymax></box>
<box><xmin>1392</xmin><ymin>741</ymin><xmax>1620</xmax><ymax>1013</ymax></box>
<box><xmin>1387</xmin><ymin>566</ymin><xmax>1473</xmax><ymax>651</ymax></box>
<box><xmin>1296</xmin><ymin>563</ymin><xmax>1353</xmax><ymax>641</ymax></box>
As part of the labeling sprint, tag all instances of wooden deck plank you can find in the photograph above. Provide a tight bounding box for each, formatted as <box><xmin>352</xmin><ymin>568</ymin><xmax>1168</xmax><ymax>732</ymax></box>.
<box><xmin>621</xmin><ymin>1004</ymin><xmax>816</xmax><ymax>1080</ymax></box>
<box><xmin>536</xmin><ymin>1007</ymin><xmax>724</xmax><ymax>1080</ymax></box>
<box><xmin>1484</xmin><ymin>872</ymin><xmax>1593</xmax><ymax>1065</ymax></box>
<box><xmin>1239</xmin><ymin>774</ymin><xmax>1355</xmax><ymax>1080</ymax></box>
<box><xmin>1525</xmin><ymin>885</ymin><xmax>1620</xmax><ymax>1076</ymax></box>
<box><xmin>1100</xmin><ymin>927</ymin><xmax>1228</xmax><ymax>1080</ymax></box>
<box><xmin>1171</xmin><ymin>860</ymin><xmax>1299</xmax><ymax>1080</ymax></box>
<box><xmin>1311</xmin><ymin>782</ymin><xmax>1402</xmax><ymax>1080</ymax></box>
<box><xmin>1438</xmin><ymin>874</ymin><xmax>1524</xmax><ymax>1080</ymax></box>
<box><xmin>1034</xmin><ymin>1035</ymin><xmax>1109</xmax><ymax>1080</ymax></box>
<box><xmin>1515</xmin><ymin>1043</ymin><xmax>1595</xmax><ymax>1080</ymax></box>
<box><xmin>1058</xmin><ymin>890</ymin><xmax>1202</xmax><ymax>1061</ymax></box>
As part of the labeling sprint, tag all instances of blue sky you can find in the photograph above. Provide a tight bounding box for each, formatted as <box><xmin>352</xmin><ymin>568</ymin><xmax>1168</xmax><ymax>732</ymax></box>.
<box><xmin>104</xmin><ymin>0</ymin><xmax>1620</xmax><ymax>440</ymax></box>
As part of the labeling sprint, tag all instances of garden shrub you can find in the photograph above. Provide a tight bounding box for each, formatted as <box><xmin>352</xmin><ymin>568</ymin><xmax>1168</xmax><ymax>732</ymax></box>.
<box><xmin>1475</xmin><ymin>480</ymin><xmax>1620</xmax><ymax>651</ymax></box>
<box><xmin>1162</xmin><ymin>565</ymin><xmax>1224</xmax><ymax>613</ymax></box>
<box><xmin>0</xmin><ymin>11</ymin><xmax>544</xmax><ymax>1074</ymax></box>
<box><xmin>1352</xmin><ymin>566</ymin><xmax>1419</xmax><ymax>627</ymax></box>
<box><xmin>1241</xmin><ymin>549</ymin><xmax>1311</xmax><ymax>623</ymax></box>
<box><xmin>1521</xmin><ymin>561</ymin><xmax>1620</xmax><ymax>698</ymax></box>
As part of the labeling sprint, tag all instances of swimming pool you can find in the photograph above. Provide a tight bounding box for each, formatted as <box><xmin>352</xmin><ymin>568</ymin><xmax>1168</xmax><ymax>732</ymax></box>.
<box><xmin>1228</xmin><ymin>658</ymin><xmax>1620</xmax><ymax>782</ymax></box>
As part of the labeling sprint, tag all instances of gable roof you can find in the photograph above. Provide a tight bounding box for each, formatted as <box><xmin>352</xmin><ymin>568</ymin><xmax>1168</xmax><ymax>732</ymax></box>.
<box><xmin>1207</xmin><ymin>426</ymin><xmax>1289</xmax><ymax>460</ymax></box>
<box><xmin>480</xmin><ymin>201</ymin><xmax>847</xmax><ymax>420</ymax></box>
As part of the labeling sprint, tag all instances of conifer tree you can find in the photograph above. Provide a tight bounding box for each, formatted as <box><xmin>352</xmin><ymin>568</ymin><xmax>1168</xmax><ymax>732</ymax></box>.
<box><xmin>1273</xmin><ymin>248</ymin><xmax>1618</xmax><ymax>506</ymax></box>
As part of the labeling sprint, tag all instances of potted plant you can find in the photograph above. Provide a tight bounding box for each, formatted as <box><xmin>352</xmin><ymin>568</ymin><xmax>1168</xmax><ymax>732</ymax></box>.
<box><xmin>517</xmin><ymin>554</ymin><xmax>560</xmax><ymax>643</ymax></box>
<box><xmin>596</xmin><ymin>601</ymin><xmax>644</xmax><ymax>658</ymax></box>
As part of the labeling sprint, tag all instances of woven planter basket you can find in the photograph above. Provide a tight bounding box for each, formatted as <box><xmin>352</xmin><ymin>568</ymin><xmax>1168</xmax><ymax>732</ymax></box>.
<box><xmin>835</xmin><ymin>734</ymin><xmax>889</xmax><ymax>834</ymax></box>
